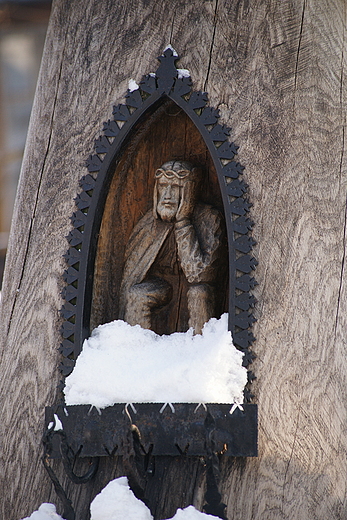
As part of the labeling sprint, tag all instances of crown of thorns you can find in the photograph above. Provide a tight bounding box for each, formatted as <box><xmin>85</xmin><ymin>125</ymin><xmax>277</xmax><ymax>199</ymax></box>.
<box><xmin>155</xmin><ymin>168</ymin><xmax>192</xmax><ymax>179</ymax></box>
<box><xmin>155</xmin><ymin>161</ymin><xmax>197</xmax><ymax>180</ymax></box>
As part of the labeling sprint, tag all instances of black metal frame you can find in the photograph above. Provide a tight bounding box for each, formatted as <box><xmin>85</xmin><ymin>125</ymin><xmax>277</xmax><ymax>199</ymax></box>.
<box><xmin>45</xmin><ymin>48</ymin><xmax>258</xmax><ymax>520</ymax></box>
<box><xmin>60</xmin><ymin>47</ymin><xmax>257</xmax><ymax>391</ymax></box>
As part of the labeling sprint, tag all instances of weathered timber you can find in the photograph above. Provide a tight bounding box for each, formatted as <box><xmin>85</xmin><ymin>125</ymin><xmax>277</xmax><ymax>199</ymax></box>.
<box><xmin>0</xmin><ymin>0</ymin><xmax>347</xmax><ymax>519</ymax></box>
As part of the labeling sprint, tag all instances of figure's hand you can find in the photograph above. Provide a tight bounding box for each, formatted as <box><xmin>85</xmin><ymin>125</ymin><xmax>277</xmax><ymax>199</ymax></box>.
<box><xmin>176</xmin><ymin>180</ymin><xmax>195</xmax><ymax>222</ymax></box>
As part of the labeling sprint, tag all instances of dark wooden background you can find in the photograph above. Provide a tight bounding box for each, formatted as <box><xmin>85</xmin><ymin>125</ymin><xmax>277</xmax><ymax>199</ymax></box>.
<box><xmin>91</xmin><ymin>100</ymin><xmax>226</xmax><ymax>334</ymax></box>
<box><xmin>0</xmin><ymin>1</ymin><xmax>347</xmax><ymax>519</ymax></box>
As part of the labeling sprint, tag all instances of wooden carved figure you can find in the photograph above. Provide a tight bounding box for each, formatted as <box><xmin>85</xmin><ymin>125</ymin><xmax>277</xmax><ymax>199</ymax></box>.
<box><xmin>119</xmin><ymin>160</ymin><xmax>227</xmax><ymax>334</ymax></box>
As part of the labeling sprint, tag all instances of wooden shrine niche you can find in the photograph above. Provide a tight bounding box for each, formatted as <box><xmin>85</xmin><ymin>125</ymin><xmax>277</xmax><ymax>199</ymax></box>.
<box><xmin>60</xmin><ymin>48</ymin><xmax>257</xmax><ymax>375</ymax></box>
<box><xmin>55</xmin><ymin>44</ymin><xmax>258</xmax><ymax>453</ymax></box>
<box><xmin>44</xmin><ymin>47</ymin><xmax>258</xmax><ymax>520</ymax></box>
<box><xmin>91</xmin><ymin>102</ymin><xmax>228</xmax><ymax>336</ymax></box>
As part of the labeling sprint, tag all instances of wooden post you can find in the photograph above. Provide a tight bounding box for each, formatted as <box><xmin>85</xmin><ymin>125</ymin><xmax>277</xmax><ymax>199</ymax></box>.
<box><xmin>1</xmin><ymin>1</ymin><xmax>347</xmax><ymax>519</ymax></box>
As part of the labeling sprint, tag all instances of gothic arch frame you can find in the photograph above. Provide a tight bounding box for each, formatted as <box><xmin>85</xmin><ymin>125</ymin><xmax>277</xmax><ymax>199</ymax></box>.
<box><xmin>59</xmin><ymin>47</ymin><xmax>257</xmax><ymax>400</ymax></box>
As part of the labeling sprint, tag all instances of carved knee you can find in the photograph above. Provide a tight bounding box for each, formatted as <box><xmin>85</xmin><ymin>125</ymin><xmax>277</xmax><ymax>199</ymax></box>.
<box><xmin>125</xmin><ymin>278</ymin><xmax>172</xmax><ymax>329</ymax></box>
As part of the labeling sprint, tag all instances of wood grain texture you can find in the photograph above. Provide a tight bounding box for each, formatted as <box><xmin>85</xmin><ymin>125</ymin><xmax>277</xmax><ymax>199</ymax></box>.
<box><xmin>0</xmin><ymin>0</ymin><xmax>347</xmax><ymax>519</ymax></box>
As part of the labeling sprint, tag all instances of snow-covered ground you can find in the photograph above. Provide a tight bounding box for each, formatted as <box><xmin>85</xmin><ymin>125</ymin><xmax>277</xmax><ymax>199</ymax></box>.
<box><xmin>64</xmin><ymin>314</ymin><xmax>247</xmax><ymax>407</ymax></box>
<box><xmin>22</xmin><ymin>477</ymin><xmax>219</xmax><ymax>520</ymax></box>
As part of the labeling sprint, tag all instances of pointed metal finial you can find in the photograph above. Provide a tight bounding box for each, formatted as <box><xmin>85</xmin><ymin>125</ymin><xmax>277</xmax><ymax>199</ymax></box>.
<box><xmin>156</xmin><ymin>46</ymin><xmax>180</xmax><ymax>93</ymax></box>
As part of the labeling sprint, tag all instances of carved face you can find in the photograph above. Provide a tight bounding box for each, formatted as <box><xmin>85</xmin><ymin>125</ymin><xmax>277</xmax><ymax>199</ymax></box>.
<box><xmin>156</xmin><ymin>177</ymin><xmax>183</xmax><ymax>222</ymax></box>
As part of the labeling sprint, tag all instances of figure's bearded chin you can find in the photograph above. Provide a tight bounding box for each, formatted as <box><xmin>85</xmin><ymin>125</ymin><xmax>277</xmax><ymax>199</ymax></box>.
<box><xmin>156</xmin><ymin>204</ymin><xmax>177</xmax><ymax>222</ymax></box>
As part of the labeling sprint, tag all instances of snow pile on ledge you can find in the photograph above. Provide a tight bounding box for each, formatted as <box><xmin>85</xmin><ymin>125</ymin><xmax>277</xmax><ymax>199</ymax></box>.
<box><xmin>64</xmin><ymin>314</ymin><xmax>247</xmax><ymax>407</ymax></box>
<box><xmin>21</xmin><ymin>478</ymin><xmax>219</xmax><ymax>520</ymax></box>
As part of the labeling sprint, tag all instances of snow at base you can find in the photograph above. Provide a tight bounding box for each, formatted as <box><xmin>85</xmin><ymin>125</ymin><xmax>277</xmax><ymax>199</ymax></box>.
<box><xmin>170</xmin><ymin>507</ymin><xmax>218</xmax><ymax>519</ymax></box>
<box><xmin>90</xmin><ymin>477</ymin><xmax>152</xmax><ymax>520</ymax></box>
<box><xmin>21</xmin><ymin>503</ymin><xmax>65</xmax><ymax>520</ymax></box>
<box><xmin>21</xmin><ymin>478</ymin><xmax>219</xmax><ymax>520</ymax></box>
<box><xmin>90</xmin><ymin>478</ymin><xmax>219</xmax><ymax>520</ymax></box>
<box><xmin>64</xmin><ymin>314</ymin><xmax>247</xmax><ymax>408</ymax></box>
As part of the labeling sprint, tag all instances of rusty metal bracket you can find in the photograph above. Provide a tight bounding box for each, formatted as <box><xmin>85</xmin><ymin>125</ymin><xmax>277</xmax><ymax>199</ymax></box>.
<box><xmin>45</xmin><ymin>403</ymin><xmax>257</xmax><ymax>458</ymax></box>
<box><xmin>44</xmin><ymin>403</ymin><xmax>257</xmax><ymax>519</ymax></box>
<box><xmin>42</xmin><ymin>423</ymin><xmax>99</xmax><ymax>520</ymax></box>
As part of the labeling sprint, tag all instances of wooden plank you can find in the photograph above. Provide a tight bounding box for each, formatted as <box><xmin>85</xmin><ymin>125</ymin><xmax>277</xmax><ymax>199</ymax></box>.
<box><xmin>0</xmin><ymin>1</ymin><xmax>218</xmax><ymax>519</ymax></box>
<box><xmin>0</xmin><ymin>0</ymin><xmax>346</xmax><ymax>519</ymax></box>
<box><xmin>211</xmin><ymin>1</ymin><xmax>347</xmax><ymax>519</ymax></box>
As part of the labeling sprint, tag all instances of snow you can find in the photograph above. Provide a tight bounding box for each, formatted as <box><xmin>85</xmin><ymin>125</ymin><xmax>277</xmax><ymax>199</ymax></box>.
<box><xmin>64</xmin><ymin>314</ymin><xmax>247</xmax><ymax>408</ymax></box>
<box><xmin>170</xmin><ymin>506</ymin><xmax>217</xmax><ymax>519</ymax></box>
<box><xmin>21</xmin><ymin>503</ymin><xmax>65</xmax><ymax>520</ymax></box>
<box><xmin>90</xmin><ymin>478</ymin><xmax>219</xmax><ymax>520</ymax></box>
<box><xmin>177</xmin><ymin>68</ymin><xmax>190</xmax><ymax>79</ymax></box>
<box><xmin>90</xmin><ymin>477</ymin><xmax>152</xmax><ymax>520</ymax></box>
<box><xmin>22</xmin><ymin>478</ymin><xmax>219</xmax><ymax>520</ymax></box>
<box><xmin>47</xmin><ymin>414</ymin><xmax>63</xmax><ymax>431</ymax></box>
<box><xmin>128</xmin><ymin>79</ymin><xmax>139</xmax><ymax>92</ymax></box>
<box><xmin>164</xmin><ymin>44</ymin><xmax>178</xmax><ymax>56</ymax></box>
<box><xmin>54</xmin><ymin>413</ymin><xmax>63</xmax><ymax>430</ymax></box>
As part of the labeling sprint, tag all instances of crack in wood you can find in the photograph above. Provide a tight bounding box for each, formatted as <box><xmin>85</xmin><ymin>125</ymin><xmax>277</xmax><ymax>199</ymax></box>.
<box><xmin>5</xmin><ymin>54</ymin><xmax>65</xmax><ymax>338</ymax></box>
<box><xmin>339</xmin><ymin>52</ymin><xmax>344</xmax><ymax>109</ymax></box>
<box><xmin>335</xmin><ymin>0</ymin><xmax>347</xmax><ymax>341</ymax></box>
<box><xmin>204</xmin><ymin>0</ymin><xmax>219</xmax><ymax>92</ymax></box>
<box><xmin>338</xmin><ymin>4</ymin><xmax>346</xmax><ymax>191</ymax></box>
<box><xmin>293</xmin><ymin>0</ymin><xmax>306</xmax><ymax>108</ymax></box>
<box><xmin>169</xmin><ymin>13</ymin><xmax>175</xmax><ymax>44</ymax></box>
<box><xmin>281</xmin><ymin>407</ymin><xmax>300</xmax><ymax>515</ymax></box>
<box><xmin>334</xmin><ymin>189</ymin><xmax>347</xmax><ymax>339</ymax></box>
<box><xmin>334</xmin><ymin>98</ymin><xmax>346</xmax><ymax>338</ymax></box>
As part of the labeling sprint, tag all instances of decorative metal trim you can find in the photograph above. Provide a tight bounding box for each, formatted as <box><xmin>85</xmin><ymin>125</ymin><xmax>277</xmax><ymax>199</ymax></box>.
<box><xmin>59</xmin><ymin>47</ymin><xmax>257</xmax><ymax>400</ymax></box>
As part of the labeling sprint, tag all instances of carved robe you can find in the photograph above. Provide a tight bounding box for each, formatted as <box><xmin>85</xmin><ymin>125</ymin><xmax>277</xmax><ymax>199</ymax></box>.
<box><xmin>119</xmin><ymin>203</ymin><xmax>226</xmax><ymax>333</ymax></box>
